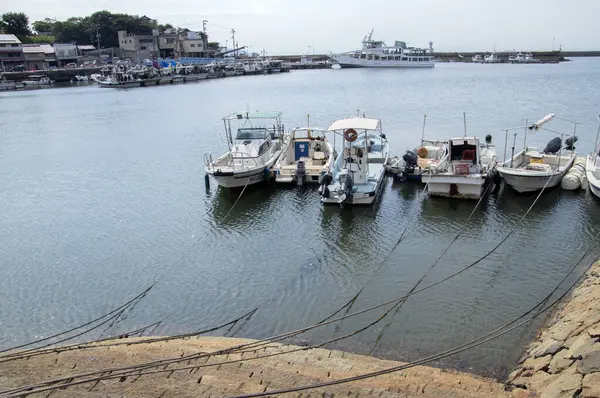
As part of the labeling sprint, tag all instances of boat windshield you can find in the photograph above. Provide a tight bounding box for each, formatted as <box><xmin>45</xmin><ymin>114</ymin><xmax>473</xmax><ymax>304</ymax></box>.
<box><xmin>236</xmin><ymin>128</ymin><xmax>267</xmax><ymax>140</ymax></box>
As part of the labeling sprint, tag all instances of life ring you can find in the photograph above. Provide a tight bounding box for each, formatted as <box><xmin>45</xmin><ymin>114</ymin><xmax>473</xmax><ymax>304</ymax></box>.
<box><xmin>417</xmin><ymin>146</ymin><xmax>428</xmax><ymax>158</ymax></box>
<box><xmin>344</xmin><ymin>128</ymin><xmax>358</xmax><ymax>142</ymax></box>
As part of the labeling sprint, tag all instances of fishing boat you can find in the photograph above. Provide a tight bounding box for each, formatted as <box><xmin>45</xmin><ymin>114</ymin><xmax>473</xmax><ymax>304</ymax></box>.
<box><xmin>427</xmin><ymin>134</ymin><xmax>498</xmax><ymax>199</ymax></box>
<box><xmin>586</xmin><ymin>115</ymin><xmax>600</xmax><ymax>198</ymax></box>
<box><xmin>318</xmin><ymin>113</ymin><xmax>389</xmax><ymax>206</ymax></box>
<box><xmin>204</xmin><ymin>111</ymin><xmax>289</xmax><ymax>188</ymax></box>
<box><xmin>389</xmin><ymin>140</ymin><xmax>449</xmax><ymax>181</ymax></box>
<box><xmin>330</xmin><ymin>29</ymin><xmax>434</xmax><ymax>69</ymax></box>
<box><xmin>385</xmin><ymin>116</ymin><xmax>449</xmax><ymax>181</ymax></box>
<box><xmin>273</xmin><ymin>117</ymin><xmax>335</xmax><ymax>185</ymax></box>
<box><xmin>22</xmin><ymin>75</ymin><xmax>54</xmax><ymax>87</ymax></box>
<box><xmin>484</xmin><ymin>53</ymin><xmax>501</xmax><ymax>63</ymax></box>
<box><xmin>497</xmin><ymin>114</ymin><xmax>578</xmax><ymax>193</ymax></box>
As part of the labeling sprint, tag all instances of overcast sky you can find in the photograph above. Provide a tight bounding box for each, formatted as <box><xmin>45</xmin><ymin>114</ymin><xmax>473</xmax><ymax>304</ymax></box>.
<box><xmin>4</xmin><ymin>0</ymin><xmax>599</xmax><ymax>54</ymax></box>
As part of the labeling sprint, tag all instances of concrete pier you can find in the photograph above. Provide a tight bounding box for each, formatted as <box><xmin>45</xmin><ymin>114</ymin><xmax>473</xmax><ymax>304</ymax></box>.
<box><xmin>0</xmin><ymin>337</ymin><xmax>509</xmax><ymax>397</ymax></box>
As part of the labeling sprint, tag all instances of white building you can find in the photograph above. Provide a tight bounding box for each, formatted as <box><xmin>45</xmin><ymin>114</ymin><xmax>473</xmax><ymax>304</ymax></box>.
<box><xmin>0</xmin><ymin>34</ymin><xmax>24</xmax><ymax>70</ymax></box>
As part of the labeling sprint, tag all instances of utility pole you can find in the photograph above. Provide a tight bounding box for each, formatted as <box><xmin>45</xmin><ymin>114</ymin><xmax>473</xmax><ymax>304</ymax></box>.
<box><xmin>202</xmin><ymin>20</ymin><xmax>207</xmax><ymax>35</ymax></box>
<box><xmin>96</xmin><ymin>27</ymin><xmax>101</xmax><ymax>51</ymax></box>
<box><xmin>231</xmin><ymin>28</ymin><xmax>236</xmax><ymax>57</ymax></box>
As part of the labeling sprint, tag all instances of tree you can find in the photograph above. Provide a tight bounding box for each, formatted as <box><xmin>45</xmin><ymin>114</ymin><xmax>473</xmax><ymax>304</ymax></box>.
<box><xmin>0</xmin><ymin>19</ymin><xmax>7</xmax><ymax>33</ymax></box>
<box><xmin>32</xmin><ymin>18</ymin><xmax>55</xmax><ymax>34</ymax></box>
<box><xmin>1</xmin><ymin>12</ymin><xmax>32</xmax><ymax>37</ymax></box>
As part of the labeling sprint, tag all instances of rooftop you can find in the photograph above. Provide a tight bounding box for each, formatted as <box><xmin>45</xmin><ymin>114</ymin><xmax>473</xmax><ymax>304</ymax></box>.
<box><xmin>0</xmin><ymin>34</ymin><xmax>21</xmax><ymax>44</ymax></box>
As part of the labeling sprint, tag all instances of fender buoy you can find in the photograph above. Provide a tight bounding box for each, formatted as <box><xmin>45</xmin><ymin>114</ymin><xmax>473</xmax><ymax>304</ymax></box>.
<box><xmin>344</xmin><ymin>128</ymin><xmax>358</xmax><ymax>142</ymax></box>
<box><xmin>417</xmin><ymin>146</ymin><xmax>428</xmax><ymax>158</ymax></box>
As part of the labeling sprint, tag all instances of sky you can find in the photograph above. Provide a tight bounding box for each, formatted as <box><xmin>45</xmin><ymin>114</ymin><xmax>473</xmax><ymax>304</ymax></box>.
<box><xmin>4</xmin><ymin>0</ymin><xmax>600</xmax><ymax>54</ymax></box>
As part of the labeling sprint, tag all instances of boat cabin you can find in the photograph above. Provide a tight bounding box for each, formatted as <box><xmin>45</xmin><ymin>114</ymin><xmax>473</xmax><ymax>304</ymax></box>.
<box><xmin>449</xmin><ymin>137</ymin><xmax>482</xmax><ymax>175</ymax></box>
<box><xmin>222</xmin><ymin>111</ymin><xmax>285</xmax><ymax>167</ymax></box>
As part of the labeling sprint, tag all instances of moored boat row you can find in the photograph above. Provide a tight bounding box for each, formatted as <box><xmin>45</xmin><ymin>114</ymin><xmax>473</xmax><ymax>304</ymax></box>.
<box><xmin>204</xmin><ymin>110</ymin><xmax>600</xmax><ymax>207</ymax></box>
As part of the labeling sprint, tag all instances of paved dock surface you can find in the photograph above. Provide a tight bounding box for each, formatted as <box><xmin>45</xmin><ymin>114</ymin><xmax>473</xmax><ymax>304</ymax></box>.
<box><xmin>0</xmin><ymin>337</ymin><xmax>509</xmax><ymax>397</ymax></box>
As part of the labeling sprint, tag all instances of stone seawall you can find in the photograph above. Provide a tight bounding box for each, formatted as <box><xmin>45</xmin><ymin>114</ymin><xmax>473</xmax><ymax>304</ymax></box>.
<box><xmin>506</xmin><ymin>261</ymin><xmax>600</xmax><ymax>397</ymax></box>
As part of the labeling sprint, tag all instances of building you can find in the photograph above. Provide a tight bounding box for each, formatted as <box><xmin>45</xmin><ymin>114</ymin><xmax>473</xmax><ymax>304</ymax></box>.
<box><xmin>52</xmin><ymin>43</ymin><xmax>79</xmax><ymax>67</ymax></box>
<box><xmin>175</xmin><ymin>31</ymin><xmax>210</xmax><ymax>58</ymax></box>
<box><xmin>0</xmin><ymin>34</ymin><xmax>24</xmax><ymax>70</ymax></box>
<box><xmin>118</xmin><ymin>29</ymin><xmax>212</xmax><ymax>61</ymax></box>
<box><xmin>118</xmin><ymin>30</ymin><xmax>156</xmax><ymax>62</ymax></box>
<box><xmin>22</xmin><ymin>44</ymin><xmax>56</xmax><ymax>70</ymax></box>
<box><xmin>77</xmin><ymin>45</ymin><xmax>96</xmax><ymax>55</ymax></box>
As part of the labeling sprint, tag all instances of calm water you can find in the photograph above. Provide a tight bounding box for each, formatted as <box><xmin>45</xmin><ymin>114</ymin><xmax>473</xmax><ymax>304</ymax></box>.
<box><xmin>2</xmin><ymin>59</ymin><xmax>600</xmax><ymax>378</ymax></box>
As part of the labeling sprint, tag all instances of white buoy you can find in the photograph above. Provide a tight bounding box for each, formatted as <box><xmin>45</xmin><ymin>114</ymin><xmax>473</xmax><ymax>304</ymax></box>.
<box><xmin>561</xmin><ymin>158</ymin><xmax>586</xmax><ymax>190</ymax></box>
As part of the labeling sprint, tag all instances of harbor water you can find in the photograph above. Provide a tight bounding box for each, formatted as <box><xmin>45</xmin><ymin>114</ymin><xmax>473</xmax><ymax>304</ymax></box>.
<box><xmin>2</xmin><ymin>59</ymin><xmax>600</xmax><ymax>378</ymax></box>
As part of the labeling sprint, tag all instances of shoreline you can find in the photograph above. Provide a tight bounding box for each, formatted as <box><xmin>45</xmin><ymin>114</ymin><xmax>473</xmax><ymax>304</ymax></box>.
<box><xmin>1</xmin><ymin>261</ymin><xmax>598</xmax><ymax>396</ymax></box>
<box><xmin>505</xmin><ymin>260</ymin><xmax>600</xmax><ymax>397</ymax></box>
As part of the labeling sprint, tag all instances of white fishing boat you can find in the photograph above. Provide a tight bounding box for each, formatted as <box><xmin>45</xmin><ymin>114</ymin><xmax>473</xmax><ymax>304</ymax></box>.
<box><xmin>273</xmin><ymin>119</ymin><xmax>335</xmax><ymax>185</ymax></box>
<box><xmin>390</xmin><ymin>140</ymin><xmax>449</xmax><ymax>181</ymax></box>
<box><xmin>330</xmin><ymin>29</ymin><xmax>435</xmax><ymax>69</ymax></box>
<box><xmin>204</xmin><ymin>111</ymin><xmax>289</xmax><ymax>188</ymax></box>
<box><xmin>484</xmin><ymin>53</ymin><xmax>501</xmax><ymax>63</ymax></box>
<box><xmin>22</xmin><ymin>75</ymin><xmax>54</xmax><ymax>86</ymax></box>
<box><xmin>586</xmin><ymin>115</ymin><xmax>600</xmax><ymax>198</ymax></box>
<box><xmin>472</xmin><ymin>54</ymin><xmax>484</xmax><ymax>63</ymax></box>
<box><xmin>385</xmin><ymin>115</ymin><xmax>449</xmax><ymax>181</ymax></box>
<box><xmin>427</xmin><ymin>134</ymin><xmax>498</xmax><ymax>199</ymax></box>
<box><xmin>497</xmin><ymin>114</ymin><xmax>579</xmax><ymax>193</ymax></box>
<box><xmin>318</xmin><ymin>113</ymin><xmax>389</xmax><ymax>206</ymax></box>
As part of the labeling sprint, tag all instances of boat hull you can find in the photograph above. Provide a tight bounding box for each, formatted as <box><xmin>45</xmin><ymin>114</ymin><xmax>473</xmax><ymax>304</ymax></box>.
<box><xmin>587</xmin><ymin>155</ymin><xmax>600</xmax><ymax>199</ymax></box>
<box><xmin>427</xmin><ymin>175</ymin><xmax>489</xmax><ymax>200</ymax></box>
<box><xmin>207</xmin><ymin>167</ymin><xmax>267</xmax><ymax>188</ymax></box>
<box><xmin>332</xmin><ymin>55</ymin><xmax>435</xmax><ymax>69</ymax></box>
<box><xmin>499</xmin><ymin>172</ymin><xmax>563</xmax><ymax>193</ymax></box>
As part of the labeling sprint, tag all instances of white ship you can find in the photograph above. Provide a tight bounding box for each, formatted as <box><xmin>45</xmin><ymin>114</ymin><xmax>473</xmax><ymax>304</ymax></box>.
<box><xmin>331</xmin><ymin>29</ymin><xmax>435</xmax><ymax>69</ymax></box>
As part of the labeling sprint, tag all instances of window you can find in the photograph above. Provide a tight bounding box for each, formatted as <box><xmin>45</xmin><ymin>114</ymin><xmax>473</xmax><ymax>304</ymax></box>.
<box><xmin>11</xmin><ymin>44</ymin><xmax>18</xmax><ymax>47</ymax></box>
<box><xmin>236</xmin><ymin>128</ymin><xmax>267</xmax><ymax>140</ymax></box>
<box><xmin>190</xmin><ymin>43</ymin><xmax>195</xmax><ymax>47</ymax></box>
<box><xmin>139</xmin><ymin>46</ymin><xmax>147</xmax><ymax>50</ymax></box>
<box><xmin>129</xmin><ymin>39</ymin><xmax>132</xmax><ymax>43</ymax></box>
<box><xmin>402</xmin><ymin>57</ymin><xmax>408</xmax><ymax>61</ymax></box>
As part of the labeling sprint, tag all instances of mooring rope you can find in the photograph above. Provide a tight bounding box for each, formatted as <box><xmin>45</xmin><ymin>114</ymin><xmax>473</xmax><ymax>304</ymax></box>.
<box><xmin>7</xmin><ymin>228</ymin><xmax>597</xmax><ymax>398</ymax></box>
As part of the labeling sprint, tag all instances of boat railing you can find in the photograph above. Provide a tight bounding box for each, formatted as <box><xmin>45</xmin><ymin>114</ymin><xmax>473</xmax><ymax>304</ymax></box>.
<box><xmin>231</xmin><ymin>152</ymin><xmax>260</xmax><ymax>170</ymax></box>
<box><xmin>203</xmin><ymin>153</ymin><xmax>213</xmax><ymax>168</ymax></box>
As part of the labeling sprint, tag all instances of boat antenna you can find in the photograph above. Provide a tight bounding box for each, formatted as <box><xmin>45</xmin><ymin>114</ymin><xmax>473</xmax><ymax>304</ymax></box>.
<box><xmin>421</xmin><ymin>114</ymin><xmax>427</xmax><ymax>144</ymax></box>
<box><xmin>463</xmin><ymin>112</ymin><xmax>467</xmax><ymax>137</ymax></box>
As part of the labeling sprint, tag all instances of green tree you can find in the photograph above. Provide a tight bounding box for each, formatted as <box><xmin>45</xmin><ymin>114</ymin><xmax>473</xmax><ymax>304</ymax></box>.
<box><xmin>0</xmin><ymin>19</ymin><xmax>7</xmax><ymax>33</ymax></box>
<box><xmin>32</xmin><ymin>18</ymin><xmax>55</xmax><ymax>34</ymax></box>
<box><xmin>1</xmin><ymin>12</ymin><xmax>32</xmax><ymax>38</ymax></box>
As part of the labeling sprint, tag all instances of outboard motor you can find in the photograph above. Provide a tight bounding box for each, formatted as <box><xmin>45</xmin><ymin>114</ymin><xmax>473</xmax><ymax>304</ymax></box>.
<box><xmin>337</xmin><ymin>170</ymin><xmax>354</xmax><ymax>205</ymax></box>
<box><xmin>565</xmin><ymin>136</ymin><xmax>578</xmax><ymax>151</ymax></box>
<box><xmin>295</xmin><ymin>160</ymin><xmax>306</xmax><ymax>186</ymax></box>
<box><xmin>543</xmin><ymin>137</ymin><xmax>562</xmax><ymax>154</ymax></box>
<box><xmin>402</xmin><ymin>150</ymin><xmax>418</xmax><ymax>171</ymax></box>
<box><xmin>319</xmin><ymin>172</ymin><xmax>333</xmax><ymax>198</ymax></box>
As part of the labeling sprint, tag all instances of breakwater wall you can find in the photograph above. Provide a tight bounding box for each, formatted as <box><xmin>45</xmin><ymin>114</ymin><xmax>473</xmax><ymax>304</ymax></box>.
<box><xmin>506</xmin><ymin>260</ymin><xmax>600</xmax><ymax>397</ymax></box>
<box><xmin>2</xmin><ymin>67</ymin><xmax>104</xmax><ymax>83</ymax></box>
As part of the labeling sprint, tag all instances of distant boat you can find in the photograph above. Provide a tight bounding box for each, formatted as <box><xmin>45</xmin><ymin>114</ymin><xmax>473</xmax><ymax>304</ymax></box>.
<box><xmin>22</xmin><ymin>75</ymin><xmax>53</xmax><ymax>86</ymax></box>
<box><xmin>471</xmin><ymin>55</ymin><xmax>484</xmax><ymax>63</ymax></box>
<box><xmin>484</xmin><ymin>53</ymin><xmax>501</xmax><ymax>63</ymax></box>
<box><xmin>330</xmin><ymin>29</ymin><xmax>435</xmax><ymax>69</ymax></box>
